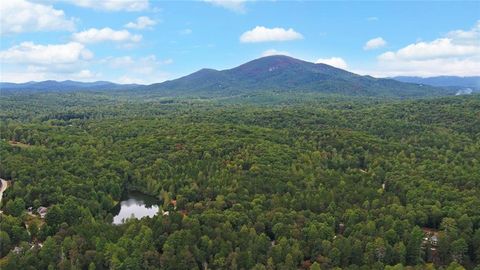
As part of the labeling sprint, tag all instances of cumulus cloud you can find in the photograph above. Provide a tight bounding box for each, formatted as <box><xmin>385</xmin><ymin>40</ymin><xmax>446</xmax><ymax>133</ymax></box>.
<box><xmin>67</xmin><ymin>0</ymin><xmax>149</xmax><ymax>11</ymax></box>
<box><xmin>240</xmin><ymin>26</ymin><xmax>303</xmax><ymax>43</ymax></box>
<box><xmin>0</xmin><ymin>42</ymin><xmax>95</xmax><ymax>82</ymax></box>
<box><xmin>0</xmin><ymin>42</ymin><xmax>92</xmax><ymax>64</ymax></box>
<box><xmin>378</xmin><ymin>38</ymin><xmax>478</xmax><ymax>60</ymax></box>
<box><xmin>261</xmin><ymin>49</ymin><xmax>291</xmax><ymax>57</ymax></box>
<box><xmin>0</xmin><ymin>0</ymin><xmax>75</xmax><ymax>35</ymax></box>
<box><xmin>371</xmin><ymin>21</ymin><xmax>480</xmax><ymax>76</ymax></box>
<box><xmin>0</xmin><ymin>43</ymin><xmax>173</xmax><ymax>83</ymax></box>
<box><xmin>204</xmin><ymin>0</ymin><xmax>246</xmax><ymax>13</ymax></box>
<box><xmin>72</xmin><ymin>28</ymin><xmax>142</xmax><ymax>44</ymax></box>
<box><xmin>446</xmin><ymin>23</ymin><xmax>480</xmax><ymax>45</ymax></box>
<box><xmin>125</xmin><ymin>16</ymin><xmax>156</xmax><ymax>30</ymax></box>
<box><xmin>364</xmin><ymin>37</ymin><xmax>386</xmax><ymax>50</ymax></box>
<box><xmin>315</xmin><ymin>57</ymin><xmax>348</xmax><ymax>69</ymax></box>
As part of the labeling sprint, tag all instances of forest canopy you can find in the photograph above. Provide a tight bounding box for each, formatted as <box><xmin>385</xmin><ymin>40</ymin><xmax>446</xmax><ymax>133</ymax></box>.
<box><xmin>0</xmin><ymin>91</ymin><xmax>479</xmax><ymax>270</ymax></box>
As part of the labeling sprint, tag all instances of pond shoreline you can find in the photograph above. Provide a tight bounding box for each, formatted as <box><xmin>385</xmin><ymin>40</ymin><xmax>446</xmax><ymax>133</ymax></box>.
<box><xmin>112</xmin><ymin>191</ymin><xmax>160</xmax><ymax>225</ymax></box>
<box><xmin>0</xmin><ymin>178</ymin><xmax>11</xmax><ymax>205</ymax></box>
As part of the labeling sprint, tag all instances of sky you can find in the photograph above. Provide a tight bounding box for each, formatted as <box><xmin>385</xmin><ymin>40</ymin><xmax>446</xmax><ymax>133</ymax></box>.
<box><xmin>0</xmin><ymin>0</ymin><xmax>479</xmax><ymax>84</ymax></box>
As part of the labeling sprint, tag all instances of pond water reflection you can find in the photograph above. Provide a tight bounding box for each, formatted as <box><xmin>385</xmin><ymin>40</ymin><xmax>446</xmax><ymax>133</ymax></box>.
<box><xmin>112</xmin><ymin>192</ymin><xmax>160</xmax><ymax>225</ymax></box>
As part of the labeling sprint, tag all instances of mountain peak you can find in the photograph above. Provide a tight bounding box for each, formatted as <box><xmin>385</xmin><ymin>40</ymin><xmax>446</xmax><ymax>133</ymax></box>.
<box><xmin>234</xmin><ymin>55</ymin><xmax>310</xmax><ymax>69</ymax></box>
<box><xmin>228</xmin><ymin>55</ymin><xmax>318</xmax><ymax>78</ymax></box>
<box><xmin>138</xmin><ymin>55</ymin><xmax>450</xmax><ymax>97</ymax></box>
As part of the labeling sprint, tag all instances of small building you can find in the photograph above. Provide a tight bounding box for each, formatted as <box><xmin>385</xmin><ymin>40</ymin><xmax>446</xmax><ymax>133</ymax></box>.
<box><xmin>338</xmin><ymin>223</ymin><xmax>346</xmax><ymax>235</ymax></box>
<box><xmin>37</xmin><ymin>206</ymin><xmax>48</xmax><ymax>218</ymax></box>
<box><xmin>430</xmin><ymin>235</ymin><xmax>438</xmax><ymax>246</ymax></box>
<box><xmin>422</xmin><ymin>227</ymin><xmax>439</xmax><ymax>247</ymax></box>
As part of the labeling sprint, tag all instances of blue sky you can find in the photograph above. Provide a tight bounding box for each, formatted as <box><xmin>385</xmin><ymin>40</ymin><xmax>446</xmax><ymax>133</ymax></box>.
<box><xmin>1</xmin><ymin>0</ymin><xmax>479</xmax><ymax>83</ymax></box>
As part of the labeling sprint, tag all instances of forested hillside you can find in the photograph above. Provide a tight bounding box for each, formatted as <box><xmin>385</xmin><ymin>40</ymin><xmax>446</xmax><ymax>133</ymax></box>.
<box><xmin>136</xmin><ymin>56</ymin><xmax>452</xmax><ymax>98</ymax></box>
<box><xmin>0</xmin><ymin>92</ymin><xmax>479</xmax><ymax>270</ymax></box>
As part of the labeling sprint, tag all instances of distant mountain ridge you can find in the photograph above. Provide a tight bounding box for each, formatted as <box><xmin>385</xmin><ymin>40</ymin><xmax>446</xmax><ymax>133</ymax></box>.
<box><xmin>392</xmin><ymin>76</ymin><xmax>480</xmax><ymax>89</ymax></box>
<box><xmin>2</xmin><ymin>56</ymin><xmax>459</xmax><ymax>98</ymax></box>
<box><xmin>137</xmin><ymin>55</ymin><xmax>452</xmax><ymax>98</ymax></box>
<box><xmin>0</xmin><ymin>80</ymin><xmax>140</xmax><ymax>92</ymax></box>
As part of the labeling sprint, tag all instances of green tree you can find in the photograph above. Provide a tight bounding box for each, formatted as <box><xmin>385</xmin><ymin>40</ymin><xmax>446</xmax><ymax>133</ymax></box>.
<box><xmin>310</xmin><ymin>262</ymin><xmax>321</xmax><ymax>270</ymax></box>
<box><xmin>450</xmin><ymin>238</ymin><xmax>468</xmax><ymax>263</ymax></box>
<box><xmin>406</xmin><ymin>226</ymin><xmax>423</xmax><ymax>265</ymax></box>
<box><xmin>0</xmin><ymin>231</ymin><xmax>12</xmax><ymax>257</ymax></box>
<box><xmin>5</xmin><ymin>198</ymin><xmax>25</xmax><ymax>217</ymax></box>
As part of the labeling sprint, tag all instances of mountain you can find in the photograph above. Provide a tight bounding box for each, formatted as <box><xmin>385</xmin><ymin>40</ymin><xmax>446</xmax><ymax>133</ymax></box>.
<box><xmin>392</xmin><ymin>76</ymin><xmax>480</xmax><ymax>91</ymax></box>
<box><xmin>138</xmin><ymin>55</ymin><xmax>452</xmax><ymax>98</ymax></box>
<box><xmin>2</xmin><ymin>56</ymin><xmax>457</xmax><ymax>98</ymax></box>
<box><xmin>0</xmin><ymin>80</ymin><xmax>140</xmax><ymax>92</ymax></box>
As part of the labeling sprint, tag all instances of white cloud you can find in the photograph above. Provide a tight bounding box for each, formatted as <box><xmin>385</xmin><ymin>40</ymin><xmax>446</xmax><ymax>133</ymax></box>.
<box><xmin>67</xmin><ymin>0</ymin><xmax>149</xmax><ymax>11</ymax></box>
<box><xmin>0</xmin><ymin>42</ymin><xmax>96</xmax><ymax>82</ymax></box>
<box><xmin>99</xmin><ymin>55</ymin><xmax>172</xmax><ymax>83</ymax></box>
<box><xmin>378</xmin><ymin>38</ymin><xmax>478</xmax><ymax>60</ymax></box>
<box><xmin>446</xmin><ymin>22</ymin><xmax>480</xmax><ymax>45</ymax></box>
<box><xmin>0</xmin><ymin>0</ymin><xmax>75</xmax><ymax>35</ymax></box>
<box><xmin>367</xmin><ymin>17</ymin><xmax>379</xmax><ymax>21</ymax></box>
<box><xmin>104</xmin><ymin>55</ymin><xmax>171</xmax><ymax>70</ymax></box>
<box><xmin>72</xmin><ymin>28</ymin><xmax>142</xmax><ymax>44</ymax></box>
<box><xmin>75</xmin><ymin>69</ymin><xmax>97</xmax><ymax>79</ymax></box>
<box><xmin>364</xmin><ymin>37</ymin><xmax>387</xmax><ymax>50</ymax></box>
<box><xmin>204</xmin><ymin>0</ymin><xmax>246</xmax><ymax>13</ymax></box>
<box><xmin>125</xmin><ymin>16</ymin><xmax>156</xmax><ymax>30</ymax></box>
<box><xmin>261</xmin><ymin>49</ymin><xmax>291</xmax><ymax>57</ymax></box>
<box><xmin>0</xmin><ymin>42</ymin><xmax>92</xmax><ymax>64</ymax></box>
<box><xmin>315</xmin><ymin>57</ymin><xmax>348</xmax><ymax>69</ymax></box>
<box><xmin>0</xmin><ymin>68</ymin><xmax>99</xmax><ymax>82</ymax></box>
<box><xmin>370</xmin><ymin>21</ymin><xmax>480</xmax><ymax>76</ymax></box>
<box><xmin>0</xmin><ymin>47</ymin><xmax>173</xmax><ymax>83</ymax></box>
<box><xmin>117</xmin><ymin>75</ymin><xmax>143</xmax><ymax>84</ymax></box>
<box><xmin>368</xmin><ymin>58</ymin><xmax>480</xmax><ymax>77</ymax></box>
<box><xmin>240</xmin><ymin>26</ymin><xmax>303</xmax><ymax>43</ymax></box>
<box><xmin>116</xmin><ymin>71</ymin><xmax>170</xmax><ymax>84</ymax></box>
<box><xmin>0</xmin><ymin>71</ymin><xmax>45</xmax><ymax>82</ymax></box>
<box><xmin>107</xmin><ymin>54</ymin><xmax>173</xmax><ymax>84</ymax></box>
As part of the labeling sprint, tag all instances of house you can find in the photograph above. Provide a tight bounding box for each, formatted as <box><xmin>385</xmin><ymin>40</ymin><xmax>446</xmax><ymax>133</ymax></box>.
<box><xmin>430</xmin><ymin>235</ymin><xmax>438</xmax><ymax>246</ymax></box>
<box><xmin>422</xmin><ymin>227</ymin><xmax>439</xmax><ymax>247</ymax></box>
<box><xmin>37</xmin><ymin>206</ymin><xmax>48</xmax><ymax>218</ymax></box>
<box><xmin>421</xmin><ymin>228</ymin><xmax>440</xmax><ymax>264</ymax></box>
<box><xmin>13</xmin><ymin>246</ymin><xmax>22</xmax><ymax>254</ymax></box>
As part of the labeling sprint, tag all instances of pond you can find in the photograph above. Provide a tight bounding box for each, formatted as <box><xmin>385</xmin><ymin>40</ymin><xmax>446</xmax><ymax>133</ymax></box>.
<box><xmin>112</xmin><ymin>191</ymin><xmax>160</xmax><ymax>225</ymax></box>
